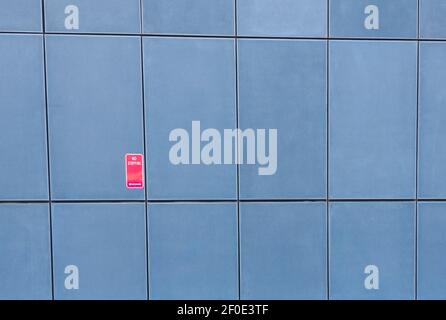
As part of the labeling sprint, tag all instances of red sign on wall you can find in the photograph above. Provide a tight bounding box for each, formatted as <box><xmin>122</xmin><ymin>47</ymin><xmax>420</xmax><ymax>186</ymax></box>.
<box><xmin>125</xmin><ymin>154</ymin><xmax>144</xmax><ymax>189</ymax></box>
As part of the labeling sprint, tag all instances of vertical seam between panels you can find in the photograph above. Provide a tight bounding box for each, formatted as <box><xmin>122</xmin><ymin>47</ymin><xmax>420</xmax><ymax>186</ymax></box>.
<box><xmin>235</xmin><ymin>0</ymin><xmax>242</xmax><ymax>301</ymax></box>
<box><xmin>41</xmin><ymin>0</ymin><xmax>55</xmax><ymax>300</ymax></box>
<box><xmin>139</xmin><ymin>0</ymin><xmax>150</xmax><ymax>301</ymax></box>
<box><xmin>326</xmin><ymin>0</ymin><xmax>331</xmax><ymax>301</ymax></box>
<box><xmin>415</xmin><ymin>0</ymin><xmax>420</xmax><ymax>300</ymax></box>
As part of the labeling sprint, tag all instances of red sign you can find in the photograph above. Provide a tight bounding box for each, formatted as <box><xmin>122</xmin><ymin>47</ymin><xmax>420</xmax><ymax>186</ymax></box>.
<box><xmin>125</xmin><ymin>154</ymin><xmax>144</xmax><ymax>189</ymax></box>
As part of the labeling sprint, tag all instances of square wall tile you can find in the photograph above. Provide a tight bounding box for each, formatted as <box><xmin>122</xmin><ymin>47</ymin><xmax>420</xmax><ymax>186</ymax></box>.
<box><xmin>330</xmin><ymin>0</ymin><xmax>418</xmax><ymax>38</ymax></box>
<box><xmin>329</xmin><ymin>202</ymin><xmax>415</xmax><ymax>300</ymax></box>
<box><xmin>44</xmin><ymin>0</ymin><xmax>140</xmax><ymax>33</ymax></box>
<box><xmin>238</xmin><ymin>39</ymin><xmax>326</xmax><ymax>200</ymax></box>
<box><xmin>419</xmin><ymin>42</ymin><xmax>446</xmax><ymax>198</ymax></box>
<box><xmin>420</xmin><ymin>0</ymin><xmax>446</xmax><ymax>39</ymax></box>
<box><xmin>144</xmin><ymin>38</ymin><xmax>236</xmax><ymax>200</ymax></box>
<box><xmin>52</xmin><ymin>203</ymin><xmax>147</xmax><ymax>300</ymax></box>
<box><xmin>418</xmin><ymin>202</ymin><xmax>446</xmax><ymax>299</ymax></box>
<box><xmin>46</xmin><ymin>35</ymin><xmax>144</xmax><ymax>200</ymax></box>
<box><xmin>329</xmin><ymin>41</ymin><xmax>417</xmax><ymax>199</ymax></box>
<box><xmin>0</xmin><ymin>0</ymin><xmax>42</xmax><ymax>32</ymax></box>
<box><xmin>0</xmin><ymin>35</ymin><xmax>48</xmax><ymax>200</ymax></box>
<box><xmin>143</xmin><ymin>0</ymin><xmax>234</xmax><ymax>35</ymax></box>
<box><xmin>0</xmin><ymin>204</ymin><xmax>51</xmax><ymax>300</ymax></box>
<box><xmin>240</xmin><ymin>202</ymin><xmax>327</xmax><ymax>300</ymax></box>
<box><xmin>237</xmin><ymin>0</ymin><xmax>327</xmax><ymax>37</ymax></box>
<box><xmin>149</xmin><ymin>203</ymin><xmax>238</xmax><ymax>300</ymax></box>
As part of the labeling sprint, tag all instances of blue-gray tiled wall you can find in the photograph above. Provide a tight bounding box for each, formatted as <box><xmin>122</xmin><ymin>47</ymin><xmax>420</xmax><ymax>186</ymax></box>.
<box><xmin>1</xmin><ymin>0</ymin><xmax>446</xmax><ymax>300</ymax></box>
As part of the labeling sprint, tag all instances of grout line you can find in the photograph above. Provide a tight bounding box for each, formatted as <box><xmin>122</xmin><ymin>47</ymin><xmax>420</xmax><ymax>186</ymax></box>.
<box><xmin>148</xmin><ymin>199</ymin><xmax>237</xmax><ymax>203</ymax></box>
<box><xmin>0</xmin><ymin>201</ymin><xmax>51</xmax><ymax>204</ymax></box>
<box><xmin>328</xmin><ymin>199</ymin><xmax>418</xmax><ymax>202</ymax></box>
<box><xmin>2</xmin><ymin>30</ymin><xmax>446</xmax><ymax>42</ymax></box>
<box><xmin>139</xmin><ymin>0</ymin><xmax>150</xmax><ymax>302</ymax></box>
<box><xmin>326</xmin><ymin>0</ymin><xmax>330</xmax><ymax>301</ymax></box>
<box><xmin>41</xmin><ymin>0</ymin><xmax>55</xmax><ymax>301</ymax></box>
<box><xmin>3</xmin><ymin>199</ymin><xmax>445</xmax><ymax>204</ymax></box>
<box><xmin>239</xmin><ymin>199</ymin><xmax>326</xmax><ymax>203</ymax></box>
<box><xmin>234</xmin><ymin>0</ymin><xmax>242</xmax><ymax>301</ymax></box>
<box><xmin>50</xmin><ymin>200</ymin><xmax>147</xmax><ymax>204</ymax></box>
<box><xmin>0</xmin><ymin>31</ymin><xmax>43</xmax><ymax>35</ymax></box>
<box><xmin>415</xmin><ymin>0</ymin><xmax>420</xmax><ymax>301</ymax></box>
